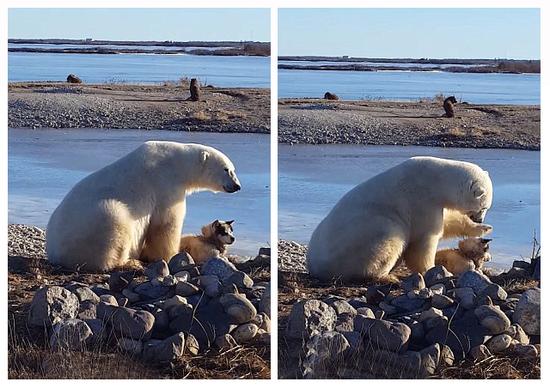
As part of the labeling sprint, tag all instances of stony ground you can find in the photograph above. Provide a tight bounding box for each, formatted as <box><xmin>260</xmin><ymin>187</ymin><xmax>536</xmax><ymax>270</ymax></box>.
<box><xmin>8</xmin><ymin>224</ymin><xmax>270</xmax><ymax>379</ymax></box>
<box><xmin>278</xmin><ymin>99</ymin><xmax>540</xmax><ymax>150</ymax></box>
<box><xmin>8</xmin><ymin>82</ymin><xmax>270</xmax><ymax>133</ymax></box>
<box><xmin>277</xmin><ymin>240</ymin><xmax>540</xmax><ymax>379</ymax></box>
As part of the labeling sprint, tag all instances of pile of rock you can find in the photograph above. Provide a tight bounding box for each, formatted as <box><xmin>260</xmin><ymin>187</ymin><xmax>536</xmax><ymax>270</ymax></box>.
<box><xmin>286</xmin><ymin>266</ymin><xmax>540</xmax><ymax>378</ymax></box>
<box><xmin>27</xmin><ymin>251</ymin><xmax>271</xmax><ymax>364</ymax></box>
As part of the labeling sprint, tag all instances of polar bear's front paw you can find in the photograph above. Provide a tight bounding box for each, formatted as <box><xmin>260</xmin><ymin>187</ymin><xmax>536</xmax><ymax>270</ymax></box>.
<box><xmin>474</xmin><ymin>223</ymin><xmax>493</xmax><ymax>236</ymax></box>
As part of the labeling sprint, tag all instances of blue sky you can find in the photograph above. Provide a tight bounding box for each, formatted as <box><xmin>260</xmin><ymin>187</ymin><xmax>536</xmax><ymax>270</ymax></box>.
<box><xmin>279</xmin><ymin>8</ymin><xmax>540</xmax><ymax>59</ymax></box>
<box><xmin>8</xmin><ymin>8</ymin><xmax>270</xmax><ymax>41</ymax></box>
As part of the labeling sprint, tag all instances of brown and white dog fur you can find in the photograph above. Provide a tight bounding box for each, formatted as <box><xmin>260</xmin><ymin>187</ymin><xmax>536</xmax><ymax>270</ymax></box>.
<box><xmin>179</xmin><ymin>220</ymin><xmax>235</xmax><ymax>264</ymax></box>
<box><xmin>435</xmin><ymin>237</ymin><xmax>492</xmax><ymax>275</ymax></box>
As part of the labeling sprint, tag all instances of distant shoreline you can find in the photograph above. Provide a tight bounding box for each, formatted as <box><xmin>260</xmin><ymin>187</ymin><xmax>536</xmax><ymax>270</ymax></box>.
<box><xmin>278</xmin><ymin>56</ymin><xmax>540</xmax><ymax>74</ymax></box>
<box><xmin>8</xmin><ymin>39</ymin><xmax>271</xmax><ymax>56</ymax></box>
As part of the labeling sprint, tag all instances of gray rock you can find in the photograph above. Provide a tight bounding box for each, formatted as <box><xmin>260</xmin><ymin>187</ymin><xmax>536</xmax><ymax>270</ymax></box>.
<box><xmin>175</xmin><ymin>281</ymin><xmax>200</xmax><ymax>297</ymax></box>
<box><xmin>143</xmin><ymin>332</ymin><xmax>185</xmax><ymax>364</ymax></box>
<box><xmin>215</xmin><ymin>334</ymin><xmax>237</xmax><ymax>350</ymax></box>
<box><xmin>219</xmin><ymin>292</ymin><xmax>257</xmax><ymax>324</ymax></box>
<box><xmin>77</xmin><ymin>300</ymin><xmax>97</xmax><ymax>320</ymax></box>
<box><xmin>28</xmin><ymin>286</ymin><xmax>79</xmax><ymax>326</ymax></box>
<box><xmin>117</xmin><ymin>337</ymin><xmax>143</xmax><ymax>355</ymax></box>
<box><xmin>365</xmin><ymin>288</ymin><xmax>386</xmax><ymax>304</ymax></box>
<box><xmin>196</xmin><ymin>275</ymin><xmax>222</xmax><ymax>297</ymax></box>
<box><xmin>302</xmin><ymin>331</ymin><xmax>350</xmax><ymax>378</ymax></box>
<box><xmin>457</xmin><ymin>270</ymin><xmax>492</xmax><ymax>293</ymax></box>
<box><xmin>424</xmin><ymin>266</ymin><xmax>453</xmax><ymax>287</ymax></box>
<box><xmin>225</xmin><ymin>271</ymin><xmax>254</xmax><ymax>289</ymax></box>
<box><xmin>418</xmin><ymin>307</ymin><xmax>443</xmax><ymax>322</ymax></box>
<box><xmin>511</xmin><ymin>343</ymin><xmax>538</xmax><ymax>358</ymax></box>
<box><xmin>390</xmin><ymin>294</ymin><xmax>425</xmax><ymax>312</ymax></box>
<box><xmin>469</xmin><ymin>344</ymin><xmax>492</xmax><ymax>360</ymax></box>
<box><xmin>286</xmin><ymin>299</ymin><xmax>337</xmax><ymax>340</ymax></box>
<box><xmin>334</xmin><ymin>313</ymin><xmax>355</xmax><ymax>332</ymax></box>
<box><xmin>409</xmin><ymin>320</ymin><xmax>425</xmax><ymax>343</ymax></box>
<box><xmin>173</xmin><ymin>271</ymin><xmax>190</xmax><ymax>282</ymax></box>
<box><xmin>479</xmin><ymin>284</ymin><xmax>508</xmax><ymax>302</ymax></box>
<box><xmin>50</xmin><ymin>319</ymin><xmax>93</xmax><ymax>350</ymax></box>
<box><xmin>100</xmin><ymin>294</ymin><xmax>118</xmax><ymax>305</ymax></box>
<box><xmin>356</xmin><ymin>307</ymin><xmax>375</xmax><ymax>318</ymax></box>
<box><xmin>449</xmin><ymin>287</ymin><xmax>476</xmax><ymax>309</ymax></box>
<box><xmin>418</xmin><ymin>343</ymin><xmax>440</xmax><ymax>375</ymax></box>
<box><xmin>121</xmin><ymin>288</ymin><xmax>141</xmax><ymax>303</ymax></box>
<box><xmin>417</xmin><ymin>288</ymin><xmax>433</xmax><ymax>299</ymax></box>
<box><xmin>379</xmin><ymin>302</ymin><xmax>397</xmax><ymax>315</ymax></box>
<box><xmin>429</xmin><ymin>283</ymin><xmax>446</xmax><ymax>295</ymax></box>
<box><xmin>134</xmin><ymin>282</ymin><xmax>170</xmax><ymax>299</ymax></box>
<box><xmin>108</xmin><ymin>271</ymin><xmax>136</xmax><ymax>293</ymax></box>
<box><xmin>432</xmin><ymin>294</ymin><xmax>454</xmax><ymax>309</ymax></box>
<box><xmin>144</xmin><ymin>260</ymin><xmax>170</xmax><ymax>280</ymax></box>
<box><xmin>259</xmin><ymin>282</ymin><xmax>271</xmax><ymax>317</ymax></box>
<box><xmin>513</xmin><ymin>288</ymin><xmax>540</xmax><ymax>335</ymax></box>
<box><xmin>168</xmin><ymin>252</ymin><xmax>195</xmax><ymax>274</ymax></box>
<box><xmin>84</xmin><ymin>318</ymin><xmax>106</xmax><ymax>342</ymax></box>
<box><xmin>162</xmin><ymin>275</ymin><xmax>178</xmax><ymax>287</ymax></box>
<box><xmin>505</xmin><ymin>324</ymin><xmax>530</xmax><ymax>345</ymax></box>
<box><xmin>201</xmin><ymin>257</ymin><xmax>237</xmax><ymax>281</ymax></box>
<box><xmin>97</xmin><ymin>303</ymin><xmax>155</xmax><ymax>339</ymax></box>
<box><xmin>185</xmin><ymin>333</ymin><xmax>200</xmax><ymax>355</ymax></box>
<box><xmin>67</xmin><ymin>286</ymin><xmax>100</xmax><ymax>304</ymax></box>
<box><xmin>354</xmin><ymin>316</ymin><xmax>411</xmax><ymax>353</ymax></box>
<box><xmin>440</xmin><ymin>344</ymin><xmax>455</xmax><ymax>366</ymax></box>
<box><xmin>475</xmin><ymin>305</ymin><xmax>511</xmax><ymax>334</ymax></box>
<box><xmin>402</xmin><ymin>273</ymin><xmax>426</xmax><ymax>292</ymax></box>
<box><xmin>232</xmin><ymin>323</ymin><xmax>259</xmax><ymax>343</ymax></box>
<box><xmin>486</xmin><ymin>334</ymin><xmax>512</xmax><ymax>353</ymax></box>
<box><xmin>329</xmin><ymin>300</ymin><xmax>357</xmax><ymax>316</ymax></box>
<box><xmin>424</xmin><ymin>316</ymin><xmax>448</xmax><ymax>331</ymax></box>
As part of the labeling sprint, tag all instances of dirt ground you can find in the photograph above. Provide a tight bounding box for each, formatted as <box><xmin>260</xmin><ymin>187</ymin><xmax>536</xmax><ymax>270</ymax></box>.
<box><xmin>277</xmin><ymin>240</ymin><xmax>540</xmax><ymax>379</ymax></box>
<box><xmin>278</xmin><ymin>99</ymin><xmax>540</xmax><ymax>150</ymax></box>
<box><xmin>7</xmin><ymin>225</ymin><xmax>270</xmax><ymax>379</ymax></box>
<box><xmin>8</xmin><ymin>82</ymin><xmax>270</xmax><ymax>133</ymax></box>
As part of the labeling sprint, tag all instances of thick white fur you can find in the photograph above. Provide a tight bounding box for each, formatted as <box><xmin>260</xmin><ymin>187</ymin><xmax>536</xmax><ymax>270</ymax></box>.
<box><xmin>307</xmin><ymin>156</ymin><xmax>493</xmax><ymax>281</ymax></box>
<box><xmin>46</xmin><ymin>141</ymin><xmax>240</xmax><ymax>272</ymax></box>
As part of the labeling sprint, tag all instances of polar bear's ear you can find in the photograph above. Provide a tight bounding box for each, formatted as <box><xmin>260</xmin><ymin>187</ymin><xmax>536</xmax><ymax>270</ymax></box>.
<box><xmin>200</xmin><ymin>150</ymin><xmax>210</xmax><ymax>164</ymax></box>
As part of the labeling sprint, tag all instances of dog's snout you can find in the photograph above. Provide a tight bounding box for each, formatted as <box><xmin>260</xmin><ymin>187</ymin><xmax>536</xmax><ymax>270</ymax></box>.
<box><xmin>233</xmin><ymin>183</ymin><xmax>241</xmax><ymax>192</ymax></box>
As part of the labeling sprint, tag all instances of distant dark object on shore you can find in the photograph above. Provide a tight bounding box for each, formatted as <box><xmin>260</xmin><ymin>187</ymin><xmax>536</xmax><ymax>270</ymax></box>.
<box><xmin>324</xmin><ymin>92</ymin><xmax>339</xmax><ymax>101</ymax></box>
<box><xmin>189</xmin><ymin>78</ymin><xmax>201</xmax><ymax>102</ymax></box>
<box><xmin>66</xmin><ymin>74</ymin><xmax>82</xmax><ymax>84</ymax></box>
<box><xmin>443</xmin><ymin>96</ymin><xmax>457</xmax><ymax>118</ymax></box>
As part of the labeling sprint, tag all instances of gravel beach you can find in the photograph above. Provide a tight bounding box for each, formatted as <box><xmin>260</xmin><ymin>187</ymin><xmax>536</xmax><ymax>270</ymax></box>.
<box><xmin>8</xmin><ymin>82</ymin><xmax>270</xmax><ymax>133</ymax></box>
<box><xmin>278</xmin><ymin>99</ymin><xmax>540</xmax><ymax>150</ymax></box>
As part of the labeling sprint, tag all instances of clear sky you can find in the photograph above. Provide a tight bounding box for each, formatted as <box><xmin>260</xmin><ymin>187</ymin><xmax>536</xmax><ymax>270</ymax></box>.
<box><xmin>8</xmin><ymin>8</ymin><xmax>270</xmax><ymax>42</ymax></box>
<box><xmin>279</xmin><ymin>8</ymin><xmax>540</xmax><ymax>59</ymax></box>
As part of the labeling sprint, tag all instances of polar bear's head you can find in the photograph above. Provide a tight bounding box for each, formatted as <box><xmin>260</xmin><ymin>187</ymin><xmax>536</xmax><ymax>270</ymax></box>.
<box><xmin>196</xmin><ymin>145</ymin><xmax>241</xmax><ymax>194</ymax></box>
<box><xmin>460</xmin><ymin>166</ymin><xmax>493</xmax><ymax>223</ymax></box>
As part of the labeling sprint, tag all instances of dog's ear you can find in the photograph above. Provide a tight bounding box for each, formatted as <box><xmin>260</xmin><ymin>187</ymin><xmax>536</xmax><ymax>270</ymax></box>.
<box><xmin>213</xmin><ymin>220</ymin><xmax>221</xmax><ymax>227</ymax></box>
<box><xmin>226</xmin><ymin>220</ymin><xmax>235</xmax><ymax>225</ymax></box>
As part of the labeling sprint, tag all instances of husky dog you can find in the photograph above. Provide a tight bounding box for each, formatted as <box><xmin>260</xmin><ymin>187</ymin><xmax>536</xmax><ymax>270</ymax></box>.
<box><xmin>179</xmin><ymin>220</ymin><xmax>235</xmax><ymax>264</ymax></box>
<box><xmin>435</xmin><ymin>237</ymin><xmax>492</xmax><ymax>275</ymax></box>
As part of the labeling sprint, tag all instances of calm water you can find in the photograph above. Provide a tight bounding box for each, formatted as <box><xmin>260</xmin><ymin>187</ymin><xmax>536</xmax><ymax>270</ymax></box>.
<box><xmin>279</xmin><ymin>69</ymin><xmax>540</xmax><ymax>105</ymax></box>
<box><xmin>9</xmin><ymin>129</ymin><xmax>270</xmax><ymax>257</ymax></box>
<box><xmin>8</xmin><ymin>52</ymin><xmax>270</xmax><ymax>87</ymax></box>
<box><xmin>279</xmin><ymin>60</ymin><xmax>477</xmax><ymax>68</ymax></box>
<box><xmin>9</xmin><ymin>43</ymin><xmax>233</xmax><ymax>51</ymax></box>
<box><xmin>279</xmin><ymin>144</ymin><xmax>540</xmax><ymax>268</ymax></box>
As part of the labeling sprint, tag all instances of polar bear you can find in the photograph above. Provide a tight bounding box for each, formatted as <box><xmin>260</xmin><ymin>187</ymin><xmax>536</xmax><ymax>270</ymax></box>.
<box><xmin>46</xmin><ymin>141</ymin><xmax>241</xmax><ymax>272</ymax></box>
<box><xmin>307</xmin><ymin>156</ymin><xmax>493</xmax><ymax>282</ymax></box>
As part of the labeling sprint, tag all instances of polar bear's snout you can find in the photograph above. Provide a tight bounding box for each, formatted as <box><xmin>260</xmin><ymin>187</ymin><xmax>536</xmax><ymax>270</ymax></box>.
<box><xmin>468</xmin><ymin>208</ymin><xmax>487</xmax><ymax>223</ymax></box>
<box><xmin>223</xmin><ymin>169</ymin><xmax>241</xmax><ymax>193</ymax></box>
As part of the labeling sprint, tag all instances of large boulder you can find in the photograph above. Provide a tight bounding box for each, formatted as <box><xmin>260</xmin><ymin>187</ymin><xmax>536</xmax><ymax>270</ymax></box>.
<box><xmin>354</xmin><ymin>316</ymin><xmax>411</xmax><ymax>353</ymax></box>
<box><xmin>49</xmin><ymin>319</ymin><xmax>93</xmax><ymax>350</ymax></box>
<box><xmin>513</xmin><ymin>288</ymin><xmax>540</xmax><ymax>335</ymax></box>
<box><xmin>97</xmin><ymin>303</ymin><xmax>155</xmax><ymax>339</ymax></box>
<box><xmin>286</xmin><ymin>300</ymin><xmax>337</xmax><ymax>340</ymax></box>
<box><xmin>28</xmin><ymin>286</ymin><xmax>79</xmax><ymax>327</ymax></box>
<box><xmin>143</xmin><ymin>332</ymin><xmax>186</xmax><ymax>364</ymax></box>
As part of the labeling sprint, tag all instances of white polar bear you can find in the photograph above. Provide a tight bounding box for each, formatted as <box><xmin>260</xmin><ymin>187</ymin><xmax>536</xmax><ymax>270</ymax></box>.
<box><xmin>46</xmin><ymin>141</ymin><xmax>241</xmax><ymax>272</ymax></box>
<box><xmin>307</xmin><ymin>156</ymin><xmax>493</xmax><ymax>282</ymax></box>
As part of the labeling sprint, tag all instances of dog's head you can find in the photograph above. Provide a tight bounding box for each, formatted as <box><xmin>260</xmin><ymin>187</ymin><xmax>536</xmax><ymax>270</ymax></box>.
<box><xmin>458</xmin><ymin>237</ymin><xmax>492</xmax><ymax>257</ymax></box>
<box><xmin>203</xmin><ymin>219</ymin><xmax>235</xmax><ymax>245</ymax></box>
